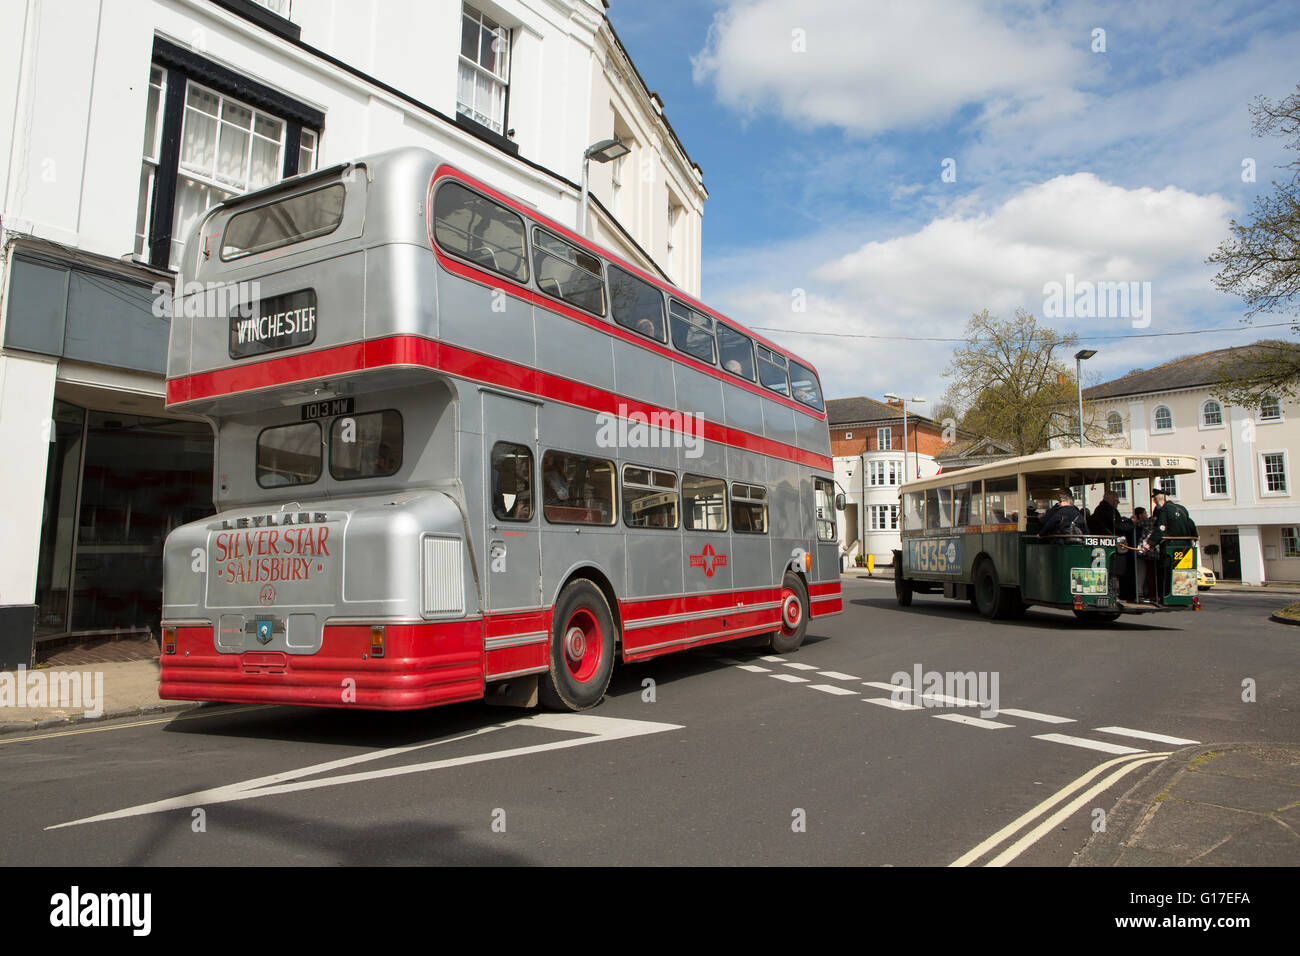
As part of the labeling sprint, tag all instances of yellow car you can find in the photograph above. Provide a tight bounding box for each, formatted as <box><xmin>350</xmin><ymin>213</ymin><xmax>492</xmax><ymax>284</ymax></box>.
<box><xmin>1197</xmin><ymin>566</ymin><xmax>1216</xmax><ymax>590</ymax></box>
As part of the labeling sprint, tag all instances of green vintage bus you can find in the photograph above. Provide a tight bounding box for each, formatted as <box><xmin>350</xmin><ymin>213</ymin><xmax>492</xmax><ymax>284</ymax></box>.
<box><xmin>893</xmin><ymin>449</ymin><xmax>1202</xmax><ymax>622</ymax></box>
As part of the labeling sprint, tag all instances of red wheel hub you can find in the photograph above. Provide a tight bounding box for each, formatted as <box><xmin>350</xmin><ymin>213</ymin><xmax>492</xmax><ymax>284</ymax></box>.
<box><xmin>562</xmin><ymin>609</ymin><xmax>602</xmax><ymax>682</ymax></box>
<box><xmin>780</xmin><ymin>589</ymin><xmax>802</xmax><ymax>633</ymax></box>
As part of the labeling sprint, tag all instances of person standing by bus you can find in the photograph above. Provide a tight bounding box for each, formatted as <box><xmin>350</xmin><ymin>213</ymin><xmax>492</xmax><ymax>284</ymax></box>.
<box><xmin>1091</xmin><ymin>489</ymin><xmax>1121</xmax><ymax>535</ymax></box>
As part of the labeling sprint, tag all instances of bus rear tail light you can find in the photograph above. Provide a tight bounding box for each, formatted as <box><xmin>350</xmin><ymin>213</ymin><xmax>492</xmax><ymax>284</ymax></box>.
<box><xmin>163</xmin><ymin>627</ymin><xmax>177</xmax><ymax>654</ymax></box>
<box><xmin>1072</xmin><ymin>596</ymin><xmax>1083</xmax><ymax>610</ymax></box>
<box><xmin>1193</xmin><ymin>596</ymin><xmax>1201</xmax><ymax>611</ymax></box>
<box><xmin>370</xmin><ymin>625</ymin><xmax>386</xmax><ymax>658</ymax></box>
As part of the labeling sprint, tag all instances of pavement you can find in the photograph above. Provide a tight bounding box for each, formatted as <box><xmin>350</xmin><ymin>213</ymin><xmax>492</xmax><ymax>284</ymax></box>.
<box><xmin>1074</xmin><ymin>744</ymin><xmax>1300</xmax><ymax>866</ymax></box>
<box><xmin>1</xmin><ymin>638</ymin><xmax>196</xmax><ymax>735</ymax></box>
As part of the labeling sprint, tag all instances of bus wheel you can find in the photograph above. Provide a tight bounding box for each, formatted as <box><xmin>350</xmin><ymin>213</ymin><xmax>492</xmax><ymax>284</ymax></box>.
<box><xmin>769</xmin><ymin>573</ymin><xmax>810</xmax><ymax>653</ymax></box>
<box><xmin>973</xmin><ymin>559</ymin><xmax>1004</xmax><ymax>619</ymax></box>
<box><xmin>895</xmin><ymin>562</ymin><xmax>913</xmax><ymax>606</ymax></box>
<box><xmin>1073</xmin><ymin>609</ymin><xmax>1121</xmax><ymax>624</ymax></box>
<box><xmin>540</xmin><ymin>580</ymin><xmax>616</xmax><ymax>711</ymax></box>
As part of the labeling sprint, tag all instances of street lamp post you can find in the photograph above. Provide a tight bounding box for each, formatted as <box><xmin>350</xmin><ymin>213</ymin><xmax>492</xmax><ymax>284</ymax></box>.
<box><xmin>1075</xmin><ymin>349</ymin><xmax>1096</xmax><ymax>447</ymax></box>
<box><xmin>578</xmin><ymin>138</ymin><xmax>631</xmax><ymax>236</ymax></box>
<box><xmin>883</xmin><ymin>393</ymin><xmax>927</xmax><ymax>479</ymax></box>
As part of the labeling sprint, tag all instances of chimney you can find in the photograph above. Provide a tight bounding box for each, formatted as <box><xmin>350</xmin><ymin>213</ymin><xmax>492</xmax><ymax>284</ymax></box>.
<box><xmin>885</xmin><ymin>397</ymin><xmax>902</xmax><ymax>409</ymax></box>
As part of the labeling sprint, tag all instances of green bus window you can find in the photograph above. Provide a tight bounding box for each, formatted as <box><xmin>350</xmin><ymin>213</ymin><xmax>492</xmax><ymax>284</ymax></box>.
<box><xmin>952</xmin><ymin>483</ymin><xmax>972</xmax><ymax>528</ymax></box>
<box><xmin>985</xmin><ymin>476</ymin><xmax>1020</xmax><ymax>526</ymax></box>
<box><xmin>902</xmin><ymin>491</ymin><xmax>923</xmax><ymax>531</ymax></box>
<box><xmin>969</xmin><ymin>482</ymin><xmax>984</xmax><ymax>527</ymax></box>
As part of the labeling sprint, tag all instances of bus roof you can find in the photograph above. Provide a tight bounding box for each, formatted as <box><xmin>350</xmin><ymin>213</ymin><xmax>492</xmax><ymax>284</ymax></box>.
<box><xmin>901</xmin><ymin>448</ymin><xmax>1202</xmax><ymax>493</ymax></box>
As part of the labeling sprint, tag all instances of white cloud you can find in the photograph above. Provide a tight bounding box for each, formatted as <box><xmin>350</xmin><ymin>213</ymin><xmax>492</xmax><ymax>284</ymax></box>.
<box><xmin>693</xmin><ymin>0</ymin><xmax>1087</xmax><ymax>135</ymax></box>
<box><xmin>708</xmin><ymin>174</ymin><xmax>1240</xmax><ymax>402</ymax></box>
<box><xmin>813</xmin><ymin>173</ymin><xmax>1233</xmax><ymax>319</ymax></box>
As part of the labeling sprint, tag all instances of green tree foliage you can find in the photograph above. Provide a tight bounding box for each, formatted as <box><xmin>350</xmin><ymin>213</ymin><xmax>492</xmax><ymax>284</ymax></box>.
<box><xmin>942</xmin><ymin>309</ymin><xmax>1107</xmax><ymax>455</ymax></box>
<box><xmin>1207</xmin><ymin>86</ymin><xmax>1300</xmax><ymax>403</ymax></box>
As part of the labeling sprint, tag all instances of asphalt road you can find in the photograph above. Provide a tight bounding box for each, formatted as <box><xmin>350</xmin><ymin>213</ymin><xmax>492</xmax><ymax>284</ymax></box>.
<box><xmin>2</xmin><ymin>580</ymin><xmax>1295</xmax><ymax>866</ymax></box>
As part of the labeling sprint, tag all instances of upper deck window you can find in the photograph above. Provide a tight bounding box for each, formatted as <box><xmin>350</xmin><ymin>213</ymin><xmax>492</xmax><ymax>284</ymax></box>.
<box><xmin>329</xmin><ymin>411</ymin><xmax>403</xmax><ymax>481</ymax></box>
<box><xmin>756</xmin><ymin>345</ymin><xmax>790</xmax><ymax>396</ymax></box>
<box><xmin>533</xmin><ymin>228</ymin><xmax>606</xmax><ymax>316</ymax></box>
<box><xmin>609</xmin><ymin>266</ymin><xmax>665</xmax><ymax>342</ymax></box>
<box><xmin>433</xmin><ymin>181</ymin><xmax>528</xmax><ymax>281</ymax></box>
<box><xmin>257</xmin><ymin>421</ymin><xmax>322</xmax><ymax>488</ymax></box>
<box><xmin>789</xmin><ymin>360</ymin><xmax>824</xmax><ymax>411</ymax></box>
<box><xmin>717</xmin><ymin>324</ymin><xmax>755</xmax><ymax>381</ymax></box>
<box><xmin>669</xmin><ymin>300</ymin><xmax>716</xmax><ymax>364</ymax></box>
<box><xmin>222</xmin><ymin>184</ymin><xmax>346</xmax><ymax>260</ymax></box>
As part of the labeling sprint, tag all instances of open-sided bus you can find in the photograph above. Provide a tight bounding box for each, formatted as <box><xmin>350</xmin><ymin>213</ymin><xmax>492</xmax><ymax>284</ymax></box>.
<box><xmin>892</xmin><ymin>449</ymin><xmax>1201</xmax><ymax>622</ymax></box>
<box><xmin>158</xmin><ymin>147</ymin><xmax>841</xmax><ymax>712</ymax></box>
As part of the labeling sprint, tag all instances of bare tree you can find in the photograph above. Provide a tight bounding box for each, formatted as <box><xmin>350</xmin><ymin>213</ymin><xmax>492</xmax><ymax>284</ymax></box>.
<box><xmin>1207</xmin><ymin>87</ymin><xmax>1300</xmax><ymax>403</ymax></box>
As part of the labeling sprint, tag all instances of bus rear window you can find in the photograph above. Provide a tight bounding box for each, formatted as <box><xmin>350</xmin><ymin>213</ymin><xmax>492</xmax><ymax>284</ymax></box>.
<box><xmin>329</xmin><ymin>411</ymin><xmax>402</xmax><ymax>480</ymax></box>
<box><xmin>257</xmin><ymin>422</ymin><xmax>322</xmax><ymax>488</ymax></box>
<box><xmin>222</xmin><ymin>184</ymin><xmax>345</xmax><ymax>260</ymax></box>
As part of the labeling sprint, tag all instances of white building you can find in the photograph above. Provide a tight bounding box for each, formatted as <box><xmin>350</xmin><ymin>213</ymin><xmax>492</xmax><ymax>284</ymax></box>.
<box><xmin>1083</xmin><ymin>342</ymin><xmax>1300</xmax><ymax>586</ymax></box>
<box><xmin>0</xmin><ymin>0</ymin><xmax>706</xmax><ymax>661</ymax></box>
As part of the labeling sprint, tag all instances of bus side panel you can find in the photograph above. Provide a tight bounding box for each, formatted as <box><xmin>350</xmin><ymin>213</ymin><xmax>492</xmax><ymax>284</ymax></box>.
<box><xmin>727</xmin><ymin>446</ymin><xmax>771</xmax><ymax>595</ymax></box>
<box><xmin>436</xmin><ymin>265</ymin><xmax>537</xmax><ymax>370</ymax></box>
<box><xmin>767</xmin><ymin>456</ymin><xmax>805</xmax><ymax>587</ymax></box>
<box><xmin>534</xmin><ymin>302</ymin><xmax>616</xmax><ymax>392</ymax></box>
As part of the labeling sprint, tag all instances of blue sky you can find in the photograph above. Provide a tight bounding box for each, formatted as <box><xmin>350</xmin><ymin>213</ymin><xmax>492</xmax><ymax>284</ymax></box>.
<box><xmin>607</xmin><ymin>0</ymin><xmax>1300</xmax><ymax>409</ymax></box>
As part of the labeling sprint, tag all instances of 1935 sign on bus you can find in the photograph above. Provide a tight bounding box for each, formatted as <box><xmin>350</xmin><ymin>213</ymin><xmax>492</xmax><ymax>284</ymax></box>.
<box><xmin>159</xmin><ymin>148</ymin><xmax>842</xmax><ymax>712</ymax></box>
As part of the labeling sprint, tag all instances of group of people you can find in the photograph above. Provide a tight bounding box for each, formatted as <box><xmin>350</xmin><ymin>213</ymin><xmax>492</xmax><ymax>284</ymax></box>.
<box><xmin>1035</xmin><ymin>486</ymin><xmax>1198</xmax><ymax>604</ymax></box>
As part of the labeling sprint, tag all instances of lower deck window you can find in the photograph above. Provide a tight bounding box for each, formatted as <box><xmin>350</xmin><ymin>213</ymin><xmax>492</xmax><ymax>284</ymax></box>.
<box><xmin>329</xmin><ymin>410</ymin><xmax>402</xmax><ymax>480</ymax></box>
<box><xmin>257</xmin><ymin>421</ymin><xmax>322</xmax><ymax>487</ymax></box>
<box><xmin>732</xmin><ymin>483</ymin><xmax>768</xmax><ymax>533</ymax></box>
<box><xmin>542</xmin><ymin>450</ymin><xmax>615</xmax><ymax>524</ymax></box>
<box><xmin>683</xmin><ymin>474</ymin><xmax>727</xmax><ymax>531</ymax></box>
<box><xmin>622</xmin><ymin>465</ymin><xmax>679</xmax><ymax>528</ymax></box>
<box><xmin>491</xmin><ymin>442</ymin><xmax>534</xmax><ymax>521</ymax></box>
<box><xmin>814</xmin><ymin>477</ymin><xmax>836</xmax><ymax>540</ymax></box>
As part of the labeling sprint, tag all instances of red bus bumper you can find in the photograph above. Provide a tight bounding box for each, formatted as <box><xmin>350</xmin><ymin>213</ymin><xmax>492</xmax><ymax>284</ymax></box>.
<box><xmin>159</xmin><ymin>622</ymin><xmax>484</xmax><ymax>711</ymax></box>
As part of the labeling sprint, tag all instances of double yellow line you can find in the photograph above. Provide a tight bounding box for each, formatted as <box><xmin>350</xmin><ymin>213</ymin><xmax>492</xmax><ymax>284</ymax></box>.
<box><xmin>950</xmin><ymin>750</ymin><xmax>1170</xmax><ymax>867</ymax></box>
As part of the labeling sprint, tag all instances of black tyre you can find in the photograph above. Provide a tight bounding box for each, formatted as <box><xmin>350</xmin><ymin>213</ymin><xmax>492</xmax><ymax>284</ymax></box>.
<box><xmin>973</xmin><ymin>559</ymin><xmax>1004</xmax><ymax>619</ymax></box>
<box><xmin>540</xmin><ymin>579</ymin><xmax>617</xmax><ymax>711</ymax></box>
<box><xmin>769</xmin><ymin>572</ymin><xmax>810</xmax><ymax>653</ymax></box>
<box><xmin>895</xmin><ymin>560</ymin><xmax>913</xmax><ymax>607</ymax></box>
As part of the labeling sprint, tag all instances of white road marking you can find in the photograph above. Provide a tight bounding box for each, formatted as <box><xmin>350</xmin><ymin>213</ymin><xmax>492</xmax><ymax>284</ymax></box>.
<box><xmin>1033</xmin><ymin>733</ymin><xmax>1146</xmax><ymax>755</ymax></box>
<box><xmin>950</xmin><ymin>751</ymin><xmax>1172</xmax><ymax>867</ymax></box>
<box><xmin>995</xmin><ymin>708</ymin><xmax>1075</xmax><ymax>724</ymax></box>
<box><xmin>863</xmin><ymin>697</ymin><xmax>923</xmax><ymax>711</ymax></box>
<box><xmin>782</xmin><ymin>662</ymin><xmax>819</xmax><ymax>671</ymax></box>
<box><xmin>984</xmin><ymin>755</ymin><xmax>1169</xmax><ymax>867</ymax></box>
<box><xmin>1095</xmin><ymin>726</ymin><xmax>1201</xmax><ymax>746</ymax></box>
<box><xmin>808</xmin><ymin>684</ymin><xmax>857</xmax><ymax>696</ymax></box>
<box><xmin>736</xmin><ymin>664</ymin><xmax>771</xmax><ymax>673</ymax></box>
<box><xmin>931</xmin><ymin>714</ymin><xmax>1013</xmax><ymax>729</ymax></box>
<box><xmin>919</xmin><ymin>692</ymin><xmax>985</xmax><ymax>708</ymax></box>
<box><xmin>759</xmin><ymin>656</ymin><xmax>786</xmax><ymax>662</ymax></box>
<box><xmin>47</xmin><ymin>714</ymin><xmax>682</xmax><ymax>830</ymax></box>
<box><xmin>770</xmin><ymin>674</ymin><xmax>809</xmax><ymax>683</ymax></box>
<box><xmin>818</xmin><ymin>671</ymin><xmax>860</xmax><ymax>681</ymax></box>
<box><xmin>863</xmin><ymin>681</ymin><xmax>911</xmax><ymax>694</ymax></box>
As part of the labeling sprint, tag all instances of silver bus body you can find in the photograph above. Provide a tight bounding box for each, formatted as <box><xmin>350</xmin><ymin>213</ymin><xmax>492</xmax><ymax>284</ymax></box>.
<box><xmin>159</xmin><ymin>147</ymin><xmax>841</xmax><ymax>710</ymax></box>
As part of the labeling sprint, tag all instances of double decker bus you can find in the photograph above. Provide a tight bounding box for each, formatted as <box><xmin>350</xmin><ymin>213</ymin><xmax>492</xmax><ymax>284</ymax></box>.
<box><xmin>159</xmin><ymin>147</ymin><xmax>841</xmax><ymax>713</ymax></box>
<box><xmin>893</xmin><ymin>449</ymin><xmax>1201</xmax><ymax>622</ymax></box>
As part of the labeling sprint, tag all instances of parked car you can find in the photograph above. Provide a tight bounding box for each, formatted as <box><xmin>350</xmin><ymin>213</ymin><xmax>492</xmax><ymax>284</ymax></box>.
<box><xmin>1197</xmin><ymin>566</ymin><xmax>1216</xmax><ymax>590</ymax></box>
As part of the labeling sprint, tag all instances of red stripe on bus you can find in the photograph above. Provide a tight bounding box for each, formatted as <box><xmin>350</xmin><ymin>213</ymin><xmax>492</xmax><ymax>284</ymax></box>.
<box><xmin>168</xmin><ymin>335</ymin><xmax>835</xmax><ymax>471</ymax></box>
